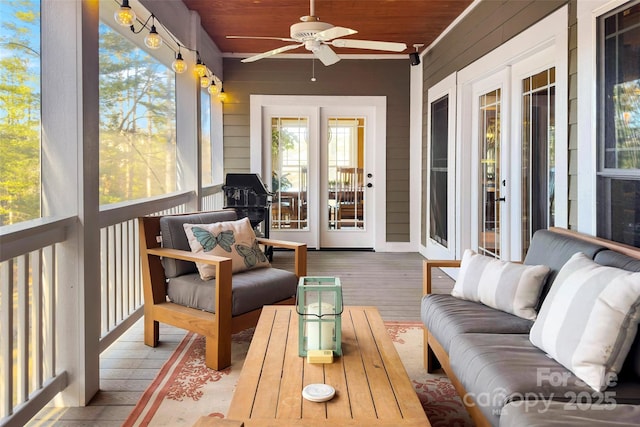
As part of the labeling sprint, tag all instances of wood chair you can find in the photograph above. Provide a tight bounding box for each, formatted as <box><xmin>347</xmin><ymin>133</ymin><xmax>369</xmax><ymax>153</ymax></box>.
<box><xmin>336</xmin><ymin>167</ymin><xmax>364</xmax><ymax>228</ymax></box>
<box><xmin>138</xmin><ymin>209</ymin><xmax>307</xmax><ymax>370</ymax></box>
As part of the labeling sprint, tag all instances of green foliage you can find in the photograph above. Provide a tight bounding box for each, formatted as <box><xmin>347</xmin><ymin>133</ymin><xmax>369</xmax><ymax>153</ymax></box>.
<box><xmin>98</xmin><ymin>22</ymin><xmax>177</xmax><ymax>205</ymax></box>
<box><xmin>271</xmin><ymin>127</ymin><xmax>296</xmax><ymax>192</ymax></box>
<box><xmin>0</xmin><ymin>0</ymin><xmax>40</xmax><ymax>225</ymax></box>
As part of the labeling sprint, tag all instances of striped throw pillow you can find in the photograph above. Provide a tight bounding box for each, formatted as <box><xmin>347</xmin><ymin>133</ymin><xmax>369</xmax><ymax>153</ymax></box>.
<box><xmin>529</xmin><ymin>252</ymin><xmax>640</xmax><ymax>391</ymax></box>
<box><xmin>451</xmin><ymin>249</ymin><xmax>550</xmax><ymax>320</ymax></box>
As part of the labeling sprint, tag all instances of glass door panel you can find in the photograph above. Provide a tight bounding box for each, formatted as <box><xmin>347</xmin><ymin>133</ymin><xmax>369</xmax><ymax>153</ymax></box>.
<box><xmin>326</xmin><ymin>117</ymin><xmax>365</xmax><ymax>230</ymax></box>
<box><xmin>479</xmin><ymin>89</ymin><xmax>501</xmax><ymax>258</ymax></box>
<box><xmin>521</xmin><ymin>68</ymin><xmax>556</xmax><ymax>259</ymax></box>
<box><xmin>271</xmin><ymin>117</ymin><xmax>309</xmax><ymax>230</ymax></box>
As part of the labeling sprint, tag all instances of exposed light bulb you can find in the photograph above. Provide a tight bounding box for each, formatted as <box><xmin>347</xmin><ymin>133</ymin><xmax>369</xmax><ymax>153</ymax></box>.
<box><xmin>200</xmin><ymin>75</ymin><xmax>211</xmax><ymax>88</ymax></box>
<box><xmin>208</xmin><ymin>80</ymin><xmax>218</xmax><ymax>94</ymax></box>
<box><xmin>144</xmin><ymin>25</ymin><xmax>162</xmax><ymax>49</ymax></box>
<box><xmin>114</xmin><ymin>0</ymin><xmax>136</xmax><ymax>26</ymax></box>
<box><xmin>217</xmin><ymin>88</ymin><xmax>226</xmax><ymax>102</ymax></box>
<box><xmin>194</xmin><ymin>60</ymin><xmax>207</xmax><ymax>77</ymax></box>
<box><xmin>172</xmin><ymin>52</ymin><xmax>187</xmax><ymax>74</ymax></box>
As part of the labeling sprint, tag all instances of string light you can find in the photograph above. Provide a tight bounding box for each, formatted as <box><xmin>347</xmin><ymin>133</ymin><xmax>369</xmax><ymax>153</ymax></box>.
<box><xmin>144</xmin><ymin>18</ymin><xmax>162</xmax><ymax>49</ymax></box>
<box><xmin>217</xmin><ymin>87</ymin><xmax>226</xmax><ymax>102</ymax></box>
<box><xmin>172</xmin><ymin>51</ymin><xmax>187</xmax><ymax>73</ymax></box>
<box><xmin>200</xmin><ymin>74</ymin><xmax>211</xmax><ymax>88</ymax></box>
<box><xmin>112</xmin><ymin>1</ymin><xmax>224</xmax><ymax>94</ymax></box>
<box><xmin>194</xmin><ymin>58</ymin><xmax>207</xmax><ymax>77</ymax></box>
<box><xmin>207</xmin><ymin>78</ymin><xmax>218</xmax><ymax>94</ymax></box>
<box><xmin>114</xmin><ymin>0</ymin><xmax>136</xmax><ymax>26</ymax></box>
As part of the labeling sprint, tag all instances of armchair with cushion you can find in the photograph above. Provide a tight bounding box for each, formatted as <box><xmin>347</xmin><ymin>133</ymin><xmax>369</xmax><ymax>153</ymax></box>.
<box><xmin>138</xmin><ymin>209</ymin><xmax>307</xmax><ymax>370</ymax></box>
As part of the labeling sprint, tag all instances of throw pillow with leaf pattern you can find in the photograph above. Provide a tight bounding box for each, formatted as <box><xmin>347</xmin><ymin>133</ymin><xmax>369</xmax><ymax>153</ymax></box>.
<box><xmin>183</xmin><ymin>217</ymin><xmax>270</xmax><ymax>280</ymax></box>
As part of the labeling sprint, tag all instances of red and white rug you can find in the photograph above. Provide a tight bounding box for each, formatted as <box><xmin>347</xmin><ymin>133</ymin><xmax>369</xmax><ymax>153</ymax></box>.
<box><xmin>123</xmin><ymin>322</ymin><xmax>472</xmax><ymax>426</ymax></box>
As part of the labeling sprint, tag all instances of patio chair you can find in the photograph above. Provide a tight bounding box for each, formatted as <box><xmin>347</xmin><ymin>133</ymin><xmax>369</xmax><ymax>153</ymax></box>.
<box><xmin>138</xmin><ymin>209</ymin><xmax>307</xmax><ymax>370</ymax></box>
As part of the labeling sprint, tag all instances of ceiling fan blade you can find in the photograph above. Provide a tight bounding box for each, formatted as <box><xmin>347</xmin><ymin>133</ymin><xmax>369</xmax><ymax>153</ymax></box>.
<box><xmin>227</xmin><ymin>35</ymin><xmax>297</xmax><ymax>43</ymax></box>
<box><xmin>331</xmin><ymin>39</ymin><xmax>407</xmax><ymax>52</ymax></box>
<box><xmin>241</xmin><ymin>44</ymin><xmax>304</xmax><ymax>63</ymax></box>
<box><xmin>314</xmin><ymin>44</ymin><xmax>340</xmax><ymax>66</ymax></box>
<box><xmin>315</xmin><ymin>26</ymin><xmax>357</xmax><ymax>41</ymax></box>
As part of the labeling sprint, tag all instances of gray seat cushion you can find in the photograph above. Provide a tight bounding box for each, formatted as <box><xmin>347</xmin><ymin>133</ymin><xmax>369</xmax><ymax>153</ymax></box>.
<box><xmin>449</xmin><ymin>333</ymin><xmax>640</xmax><ymax>426</ymax></box>
<box><xmin>167</xmin><ymin>267</ymin><xmax>297</xmax><ymax>316</ymax></box>
<box><xmin>420</xmin><ymin>294</ymin><xmax>533</xmax><ymax>353</ymax></box>
<box><xmin>499</xmin><ymin>401</ymin><xmax>640</xmax><ymax>427</ymax></box>
<box><xmin>159</xmin><ymin>210</ymin><xmax>238</xmax><ymax>278</ymax></box>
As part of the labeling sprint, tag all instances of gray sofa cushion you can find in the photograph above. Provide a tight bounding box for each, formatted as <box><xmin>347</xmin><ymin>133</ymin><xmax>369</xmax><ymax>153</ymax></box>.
<box><xmin>594</xmin><ymin>249</ymin><xmax>640</xmax><ymax>272</ymax></box>
<box><xmin>167</xmin><ymin>267</ymin><xmax>297</xmax><ymax>316</ymax></box>
<box><xmin>594</xmin><ymin>250</ymin><xmax>640</xmax><ymax>381</ymax></box>
<box><xmin>449</xmin><ymin>333</ymin><xmax>640</xmax><ymax>426</ymax></box>
<box><xmin>421</xmin><ymin>294</ymin><xmax>533</xmax><ymax>353</ymax></box>
<box><xmin>499</xmin><ymin>401</ymin><xmax>640</xmax><ymax>427</ymax></box>
<box><xmin>524</xmin><ymin>230</ymin><xmax>606</xmax><ymax>309</ymax></box>
<box><xmin>160</xmin><ymin>210</ymin><xmax>238</xmax><ymax>278</ymax></box>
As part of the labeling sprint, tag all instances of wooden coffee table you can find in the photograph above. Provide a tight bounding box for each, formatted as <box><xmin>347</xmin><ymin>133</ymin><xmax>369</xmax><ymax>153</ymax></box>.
<box><xmin>222</xmin><ymin>305</ymin><xmax>430</xmax><ymax>426</ymax></box>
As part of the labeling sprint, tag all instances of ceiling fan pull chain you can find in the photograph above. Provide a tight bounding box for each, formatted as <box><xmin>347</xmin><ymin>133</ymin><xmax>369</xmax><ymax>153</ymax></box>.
<box><xmin>311</xmin><ymin>57</ymin><xmax>316</xmax><ymax>82</ymax></box>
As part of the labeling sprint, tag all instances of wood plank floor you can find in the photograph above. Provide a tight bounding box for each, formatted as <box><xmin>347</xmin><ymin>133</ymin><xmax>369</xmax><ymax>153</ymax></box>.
<box><xmin>27</xmin><ymin>250</ymin><xmax>454</xmax><ymax>426</ymax></box>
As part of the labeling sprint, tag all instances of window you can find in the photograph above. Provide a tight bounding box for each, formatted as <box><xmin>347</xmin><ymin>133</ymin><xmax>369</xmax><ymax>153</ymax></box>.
<box><xmin>0</xmin><ymin>1</ymin><xmax>41</xmax><ymax>225</ymax></box>
<box><xmin>429</xmin><ymin>95</ymin><xmax>448</xmax><ymax>247</ymax></box>
<box><xmin>201</xmin><ymin>88</ymin><xmax>213</xmax><ymax>186</ymax></box>
<box><xmin>98</xmin><ymin>21</ymin><xmax>177</xmax><ymax>205</ymax></box>
<box><xmin>598</xmin><ymin>2</ymin><xmax>640</xmax><ymax>246</ymax></box>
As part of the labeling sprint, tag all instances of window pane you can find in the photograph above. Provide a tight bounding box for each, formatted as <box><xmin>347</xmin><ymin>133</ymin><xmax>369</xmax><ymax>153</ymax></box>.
<box><xmin>430</xmin><ymin>95</ymin><xmax>448</xmax><ymax>247</ymax></box>
<box><xmin>201</xmin><ymin>89</ymin><xmax>212</xmax><ymax>186</ymax></box>
<box><xmin>521</xmin><ymin>68</ymin><xmax>555</xmax><ymax>259</ymax></box>
<box><xmin>98</xmin><ymin>22</ymin><xmax>176</xmax><ymax>204</ymax></box>
<box><xmin>0</xmin><ymin>1</ymin><xmax>41</xmax><ymax>225</ymax></box>
<box><xmin>598</xmin><ymin>2</ymin><xmax>640</xmax><ymax>247</ymax></box>
<box><xmin>271</xmin><ymin>117</ymin><xmax>309</xmax><ymax>230</ymax></box>
<box><xmin>602</xmin><ymin>6</ymin><xmax>640</xmax><ymax>170</ymax></box>
<box><xmin>597</xmin><ymin>177</ymin><xmax>640</xmax><ymax>246</ymax></box>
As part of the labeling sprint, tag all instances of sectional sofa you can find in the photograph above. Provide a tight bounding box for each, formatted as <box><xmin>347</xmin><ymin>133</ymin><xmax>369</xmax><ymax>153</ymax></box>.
<box><xmin>421</xmin><ymin>227</ymin><xmax>640</xmax><ymax>426</ymax></box>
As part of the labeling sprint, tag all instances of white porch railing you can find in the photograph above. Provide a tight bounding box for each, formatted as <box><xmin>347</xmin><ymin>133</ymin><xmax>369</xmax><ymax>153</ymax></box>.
<box><xmin>0</xmin><ymin>187</ymin><xmax>225</xmax><ymax>426</ymax></box>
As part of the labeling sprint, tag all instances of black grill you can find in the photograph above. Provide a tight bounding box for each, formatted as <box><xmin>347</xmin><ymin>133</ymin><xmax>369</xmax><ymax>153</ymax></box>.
<box><xmin>223</xmin><ymin>173</ymin><xmax>271</xmax><ymax>234</ymax></box>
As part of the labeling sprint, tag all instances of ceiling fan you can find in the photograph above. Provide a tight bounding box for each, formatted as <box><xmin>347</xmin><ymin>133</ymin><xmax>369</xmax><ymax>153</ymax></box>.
<box><xmin>226</xmin><ymin>0</ymin><xmax>408</xmax><ymax>66</ymax></box>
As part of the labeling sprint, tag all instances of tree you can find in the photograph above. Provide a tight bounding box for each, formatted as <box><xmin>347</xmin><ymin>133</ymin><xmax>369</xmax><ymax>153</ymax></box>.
<box><xmin>0</xmin><ymin>0</ymin><xmax>40</xmax><ymax>225</ymax></box>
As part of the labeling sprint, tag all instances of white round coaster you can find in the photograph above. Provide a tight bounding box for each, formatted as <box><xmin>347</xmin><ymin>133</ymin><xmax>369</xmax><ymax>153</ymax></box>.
<box><xmin>302</xmin><ymin>383</ymin><xmax>336</xmax><ymax>402</ymax></box>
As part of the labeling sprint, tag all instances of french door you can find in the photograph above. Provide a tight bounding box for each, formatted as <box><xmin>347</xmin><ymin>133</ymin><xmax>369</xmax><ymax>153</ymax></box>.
<box><xmin>260</xmin><ymin>100</ymin><xmax>379</xmax><ymax>249</ymax></box>
<box><xmin>468</xmin><ymin>63</ymin><xmax>557</xmax><ymax>260</ymax></box>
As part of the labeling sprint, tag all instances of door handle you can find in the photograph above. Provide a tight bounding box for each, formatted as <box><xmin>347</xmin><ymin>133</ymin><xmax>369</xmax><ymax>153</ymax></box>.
<box><xmin>495</xmin><ymin>196</ymin><xmax>506</xmax><ymax>202</ymax></box>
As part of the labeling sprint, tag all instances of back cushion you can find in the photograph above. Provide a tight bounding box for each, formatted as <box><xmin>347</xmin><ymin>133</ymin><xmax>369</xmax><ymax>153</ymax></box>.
<box><xmin>524</xmin><ymin>229</ymin><xmax>606</xmax><ymax>307</ymax></box>
<box><xmin>160</xmin><ymin>210</ymin><xmax>238</xmax><ymax>278</ymax></box>
<box><xmin>595</xmin><ymin>250</ymin><xmax>640</xmax><ymax>380</ymax></box>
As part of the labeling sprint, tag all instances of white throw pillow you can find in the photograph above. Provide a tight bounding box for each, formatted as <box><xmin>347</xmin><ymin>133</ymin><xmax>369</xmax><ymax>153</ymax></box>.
<box><xmin>529</xmin><ymin>252</ymin><xmax>640</xmax><ymax>391</ymax></box>
<box><xmin>451</xmin><ymin>249</ymin><xmax>550</xmax><ymax>320</ymax></box>
<box><xmin>183</xmin><ymin>217</ymin><xmax>270</xmax><ymax>280</ymax></box>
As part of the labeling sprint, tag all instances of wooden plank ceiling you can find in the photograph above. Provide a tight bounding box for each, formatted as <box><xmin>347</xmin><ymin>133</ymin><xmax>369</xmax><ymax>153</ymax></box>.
<box><xmin>182</xmin><ymin>0</ymin><xmax>473</xmax><ymax>57</ymax></box>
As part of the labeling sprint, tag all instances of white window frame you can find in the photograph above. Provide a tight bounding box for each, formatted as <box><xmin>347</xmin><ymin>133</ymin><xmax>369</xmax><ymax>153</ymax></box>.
<box><xmin>425</xmin><ymin>72</ymin><xmax>457</xmax><ymax>260</ymax></box>
<box><xmin>577</xmin><ymin>0</ymin><xmax>630</xmax><ymax>234</ymax></box>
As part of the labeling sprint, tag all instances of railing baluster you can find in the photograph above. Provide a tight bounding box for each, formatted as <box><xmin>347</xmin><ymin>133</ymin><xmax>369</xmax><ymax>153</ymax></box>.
<box><xmin>42</xmin><ymin>246</ymin><xmax>55</xmax><ymax>380</ymax></box>
<box><xmin>17</xmin><ymin>255</ymin><xmax>29</xmax><ymax>403</ymax></box>
<box><xmin>100</xmin><ymin>228</ymin><xmax>108</xmax><ymax>336</ymax></box>
<box><xmin>31</xmin><ymin>250</ymin><xmax>43</xmax><ymax>390</ymax></box>
<box><xmin>108</xmin><ymin>226</ymin><xmax>116</xmax><ymax>330</ymax></box>
<box><xmin>1</xmin><ymin>259</ymin><xmax>14</xmax><ymax>418</ymax></box>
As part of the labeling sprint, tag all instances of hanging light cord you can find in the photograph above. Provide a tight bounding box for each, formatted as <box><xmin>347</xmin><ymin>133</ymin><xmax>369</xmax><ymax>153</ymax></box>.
<box><xmin>128</xmin><ymin>13</ymin><xmax>154</xmax><ymax>35</ymax></box>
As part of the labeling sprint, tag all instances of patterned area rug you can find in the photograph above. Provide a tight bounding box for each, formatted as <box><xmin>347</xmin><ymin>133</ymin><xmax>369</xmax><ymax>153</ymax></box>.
<box><xmin>123</xmin><ymin>322</ymin><xmax>472</xmax><ymax>426</ymax></box>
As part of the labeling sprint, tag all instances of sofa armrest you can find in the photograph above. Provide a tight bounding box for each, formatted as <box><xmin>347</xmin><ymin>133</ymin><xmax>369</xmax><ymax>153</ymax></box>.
<box><xmin>256</xmin><ymin>238</ymin><xmax>307</xmax><ymax>278</ymax></box>
<box><xmin>423</xmin><ymin>259</ymin><xmax>461</xmax><ymax>295</ymax></box>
